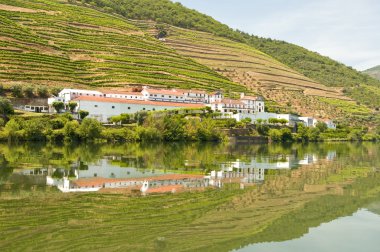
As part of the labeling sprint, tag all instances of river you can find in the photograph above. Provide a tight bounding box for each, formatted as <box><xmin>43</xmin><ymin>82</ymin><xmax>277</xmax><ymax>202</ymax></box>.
<box><xmin>0</xmin><ymin>142</ymin><xmax>380</xmax><ymax>251</ymax></box>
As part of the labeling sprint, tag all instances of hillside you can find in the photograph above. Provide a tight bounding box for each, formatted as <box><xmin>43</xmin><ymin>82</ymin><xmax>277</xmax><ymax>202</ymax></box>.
<box><xmin>0</xmin><ymin>0</ymin><xmax>379</xmax><ymax>125</ymax></box>
<box><xmin>363</xmin><ymin>66</ymin><xmax>380</xmax><ymax>81</ymax></box>
<box><xmin>76</xmin><ymin>0</ymin><xmax>380</xmax><ymax>111</ymax></box>
<box><xmin>0</xmin><ymin>0</ymin><xmax>245</xmax><ymax>92</ymax></box>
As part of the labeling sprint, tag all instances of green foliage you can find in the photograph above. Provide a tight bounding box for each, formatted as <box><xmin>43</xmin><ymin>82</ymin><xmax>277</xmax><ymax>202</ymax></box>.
<box><xmin>78</xmin><ymin>118</ymin><xmax>103</xmax><ymax>141</ymax></box>
<box><xmin>37</xmin><ymin>86</ymin><xmax>49</xmax><ymax>98</ymax></box>
<box><xmin>78</xmin><ymin>110</ymin><xmax>89</xmax><ymax>120</ymax></box>
<box><xmin>316</xmin><ymin>122</ymin><xmax>328</xmax><ymax>133</ymax></box>
<box><xmin>11</xmin><ymin>85</ymin><xmax>23</xmax><ymax>98</ymax></box>
<box><xmin>110</xmin><ymin>114</ymin><xmax>130</xmax><ymax>124</ymax></box>
<box><xmin>24</xmin><ymin>86</ymin><xmax>35</xmax><ymax>98</ymax></box>
<box><xmin>23</xmin><ymin>118</ymin><xmax>51</xmax><ymax>141</ymax></box>
<box><xmin>52</xmin><ymin>101</ymin><xmax>65</xmax><ymax>113</ymax></box>
<box><xmin>68</xmin><ymin>102</ymin><xmax>78</xmax><ymax>113</ymax></box>
<box><xmin>63</xmin><ymin>120</ymin><xmax>80</xmax><ymax>141</ymax></box>
<box><xmin>4</xmin><ymin>119</ymin><xmax>21</xmax><ymax>141</ymax></box>
<box><xmin>269</xmin><ymin>128</ymin><xmax>293</xmax><ymax>142</ymax></box>
<box><xmin>0</xmin><ymin>97</ymin><xmax>14</xmax><ymax>120</ymax></box>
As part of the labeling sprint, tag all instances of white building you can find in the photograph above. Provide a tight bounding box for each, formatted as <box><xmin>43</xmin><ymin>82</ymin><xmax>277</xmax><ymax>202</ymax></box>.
<box><xmin>104</xmin><ymin>91</ymin><xmax>144</xmax><ymax>100</ymax></box>
<box><xmin>299</xmin><ymin>117</ymin><xmax>318</xmax><ymax>127</ymax></box>
<box><xmin>74</xmin><ymin>96</ymin><xmax>205</xmax><ymax>122</ymax></box>
<box><xmin>325</xmin><ymin>120</ymin><xmax>337</xmax><ymax>130</ymax></box>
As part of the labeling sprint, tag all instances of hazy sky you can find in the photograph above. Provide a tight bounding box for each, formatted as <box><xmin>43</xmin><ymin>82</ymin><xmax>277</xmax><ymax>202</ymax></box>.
<box><xmin>175</xmin><ymin>0</ymin><xmax>380</xmax><ymax>71</ymax></box>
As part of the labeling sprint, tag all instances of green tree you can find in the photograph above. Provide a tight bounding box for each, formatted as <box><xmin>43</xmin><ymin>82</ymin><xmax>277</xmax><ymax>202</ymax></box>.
<box><xmin>163</xmin><ymin>115</ymin><xmax>185</xmax><ymax>141</ymax></box>
<box><xmin>52</xmin><ymin>101</ymin><xmax>65</xmax><ymax>113</ymax></box>
<box><xmin>24</xmin><ymin>86</ymin><xmax>35</xmax><ymax>98</ymax></box>
<box><xmin>316</xmin><ymin>122</ymin><xmax>328</xmax><ymax>133</ymax></box>
<box><xmin>280</xmin><ymin>128</ymin><xmax>293</xmax><ymax>142</ymax></box>
<box><xmin>37</xmin><ymin>86</ymin><xmax>49</xmax><ymax>98</ymax></box>
<box><xmin>63</xmin><ymin>120</ymin><xmax>80</xmax><ymax>141</ymax></box>
<box><xmin>268</xmin><ymin>128</ymin><xmax>282</xmax><ymax>141</ymax></box>
<box><xmin>78</xmin><ymin>118</ymin><xmax>102</xmax><ymax>141</ymax></box>
<box><xmin>23</xmin><ymin>118</ymin><xmax>50</xmax><ymax>141</ymax></box>
<box><xmin>278</xmin><ymin>119</ymin><xmax>288</xmax><ymax>125</ymax></box>
<box><xmin>68</xmin><ymin>102</ymin><xmax>78</xmax><ymax>113</ymax></box>
<box><xmin>79</xmin><ymin>110</ymin><xmax>89</xmax><ymax>120</ymax></box>
<box><xmin>4</xmin><ymin>119</ymin><xmax>21</xmax><ymax>140</ymax></box>
<box><xmin>11</xmin><ymin>85</ymin><xmax>23</xmax><ymax>98</ymax></box>
<box><xmin>0</xmin><ymin>97</ymin><xmax>14</xmax><ymax>121</ymax></box>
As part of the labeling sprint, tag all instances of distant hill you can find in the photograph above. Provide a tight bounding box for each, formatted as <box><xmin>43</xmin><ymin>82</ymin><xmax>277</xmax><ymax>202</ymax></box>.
<box><xmin>0</xmin><ymin>0</ymin><xmax>379</xmax><ymax>125</ymax></box>
<box><xmin>363</xmin><ymin>66</ymin><xmax>380</xmax><ymax>81</ymax></box>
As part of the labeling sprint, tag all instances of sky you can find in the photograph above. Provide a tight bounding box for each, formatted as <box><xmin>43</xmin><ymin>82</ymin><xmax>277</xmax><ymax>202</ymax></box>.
<box><xmin>175</xmin><ymin>0</ymin><xmax>380</xmax><ymax>71</ymax></box>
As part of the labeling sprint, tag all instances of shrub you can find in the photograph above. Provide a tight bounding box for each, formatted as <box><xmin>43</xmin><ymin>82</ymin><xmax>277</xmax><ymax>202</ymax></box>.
<box><xmin>79</xmin><ymin>110</ymin><xmax>89</xmax><ymax>120</ymax></box>
<box><xmin>78</xmin><ymin>118</ymin><xmax>102</xmax><ymax>141</ymax></box>
<box><xmin>52</xmin><ymin>101</ymin><xmax>65</xmax><ymax>113</ymax></box>
<box><xmin>64</xmin><ymin>120</ymin><xmax>80</xmax><ymax>141</ymax></box>
<box><xmin>24</xmin><ymin>86</ymin><xmax>35</xmax><ymax>98</ymax></box>
<box><xmin>11</xmin><ymin>85</ymin><xmax>23</xmax><ymax>98</ymax></box>
<box><xmin>37</xmin><ymin>86</ymin><xmax>49</xmax><ymax>98</ymax></box>
<box><xmin>68</xmin><ymin>102</ymin><xmax>78</xmax><ymax>113</ymax></box>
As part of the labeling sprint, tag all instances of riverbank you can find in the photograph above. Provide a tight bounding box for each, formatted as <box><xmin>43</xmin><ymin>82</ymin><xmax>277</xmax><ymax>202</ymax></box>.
<box><xmin>0</xmin><ymin>110</ymin><xmax>379</xmax><ymax>143</ymax></box>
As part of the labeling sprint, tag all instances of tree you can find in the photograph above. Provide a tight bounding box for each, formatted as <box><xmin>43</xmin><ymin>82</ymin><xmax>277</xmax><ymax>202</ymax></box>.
<box><xmin>63</xmin><ymin>120</ymin><xmax>80</xmax><ymax>141</ymax></box>
<box><xmin>268</xmin><ymin>129</ymin><xmax>282</xmax><ymax>141</ymax></box>
<box><xmin>0</xmin><ymin>98</ymin><xmax>14</xmax><ymax>122</ymax></box>
<box><xmin>68</xmin><ymin>102</ymin><xmax>78</xmax><ymax>113</ymax></box>
<box><xmin>316</xmin><ymin>121</ymin><xmax>328</xmax><ymax>133</ymax></box>
<box><xmin>278</xmin><ymin>119</ymin><xmax>288</xmax><ymax>125</ymax></box>
<box><xmin>51</xmin><ymin>87</ymin><xmax>61</xmax><ymax>96</ymax></box>
<box><xmin>52</xmin><ymin>101</ymin><xmax>65</xmax><ymax>113</ymax></box>
<box><xmin>79</xmin><ymin>110</ymin><xmax>89</xmax><ymax>120</ymax></box>
<box><xmin>37</xmin><ymin>86</ymin><xmax>49</xmax><ymax>98</ymax></box>
<box><xmin>268</xmin><ymin>118</ymin><xmax>279</xmax><ymax>124</ymax></box>
<box><xmin>24</xmin><ymin>86</ymin><xmax>35</xmax><ymax>98</ymax></box>
<box><xmin>78</xmin><ymin>118</ymin><xmax>102</xmax><ymax>140</ymax></box>
<box><xmin>11</xmin><ymin>85</ymin><xmax>23</xmax><ymax>98</ymax></box>
<box><xmin>4</xmin><ymin>119</ymin><xmax>21</xmax><ymax>140</ymax></box>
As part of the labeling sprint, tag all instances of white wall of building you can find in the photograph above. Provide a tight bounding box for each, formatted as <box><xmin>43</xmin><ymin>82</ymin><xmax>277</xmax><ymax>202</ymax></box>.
<box><xmin>77</xmin><ymin>99</ymin><xmax>204</xmax><ymax>123</ymax></box>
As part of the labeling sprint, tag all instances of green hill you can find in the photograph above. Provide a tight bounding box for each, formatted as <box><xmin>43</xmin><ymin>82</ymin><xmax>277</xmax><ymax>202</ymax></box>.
<box><xmin>76</xmin><ymin>0</ymin><xmax>380</xmax><ymax>110</ymax></box>
<box><xmin>0</xmin><ymin>0</ymin><xmax>245</xmax><ymax>92</ymax></box>
<box><xmin>0</xmin><ymin>0</ymin><xmax>379</xmax><ymax>125</ymax></box>
<box><xmin>363</xmin><ymin>65</ymin><xmax>380</xmax><ymax>81</ymax></box>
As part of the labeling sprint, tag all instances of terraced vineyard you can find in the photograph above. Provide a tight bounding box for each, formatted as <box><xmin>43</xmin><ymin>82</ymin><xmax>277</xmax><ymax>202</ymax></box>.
<box><xmin>0</xmin><ymin>0</ymin><xmax>245</xmax><ymax>92</ymax></box>
<box><xmin>158</xmin><ymin>26</ymin><xmax>378</xmax><ymax>123</ymax></box>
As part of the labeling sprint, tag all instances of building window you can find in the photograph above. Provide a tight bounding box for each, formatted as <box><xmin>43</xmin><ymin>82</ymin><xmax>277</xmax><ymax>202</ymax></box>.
<box><xmin>95</xmin><ymin>105</ymin><xmax>98</xmax><ymax>108</ymax></box>
<box><xmin>93</xmin><ymin>94</ymin><xmax>95</xmax><ymax>96</ymax></box>
<box><xmin>112</xmin><ymin>106</ymin><xmax>115</xmax><ymax>109</ymax></box>
<box><xmin>128</xmin><ymin>107</ymin><xmax>131</xmax><ymax>110</ymax></box>
<box><xmin>153</xmin><ymin>108</ymin><xmax>156</xmax><ymax>111</ymax></box>
<box><xmin>161</xmin><ymin>95</ymin><xmax>164</xmax><ymax>98</ymax></box>
<box><xmin>169</xmin><ymin>96</ymin><xmax>172</xmax><ymax>98</ymax></box>
<box><xmin>143</xmin><ymin>108</ymin><xmax>146</xmax><ymax>110</ymax></box>
<box><xmin>154</xmin><ymin>95</ymin><xmax>157</xmax><ymax>97</ymax></box>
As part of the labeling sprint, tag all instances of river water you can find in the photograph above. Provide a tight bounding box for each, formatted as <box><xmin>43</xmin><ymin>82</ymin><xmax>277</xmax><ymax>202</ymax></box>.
<box><xmin>0</xmin><ymin>142</ymin><xmax>380</xmax><ymax>251</ymax></box>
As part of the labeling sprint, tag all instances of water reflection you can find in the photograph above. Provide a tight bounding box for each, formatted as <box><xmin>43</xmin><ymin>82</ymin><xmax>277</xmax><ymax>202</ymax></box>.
<box><xmin>0</xmin><ymin>142</ymin><xmax>377</xmax><ymax>194</ymax></box>
<box><xmin>1</xmin><ymin>142</ymin><xmax>380</xmax><ymax>251</ymax></box>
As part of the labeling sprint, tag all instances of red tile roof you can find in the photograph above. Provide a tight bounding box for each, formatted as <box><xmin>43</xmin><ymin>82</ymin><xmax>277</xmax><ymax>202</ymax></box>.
<box><xmin>220</xmin><ymin>99</ymin><xmax>245</xmax><ymax>105</ymax></box>
<box><xmin>74</xmin><ymin>96</ymin><xmax>206</xmax><ymax>108</ymax></box>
